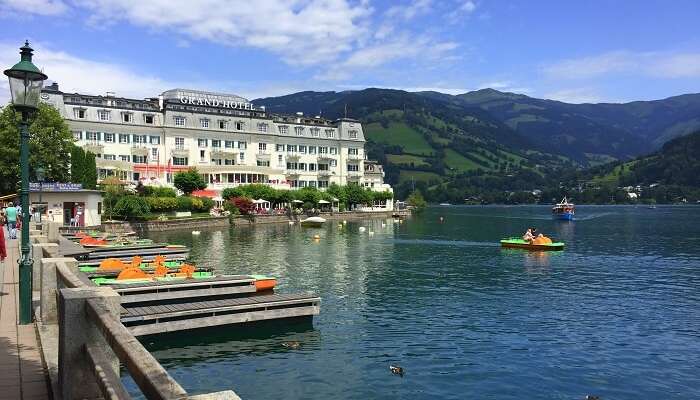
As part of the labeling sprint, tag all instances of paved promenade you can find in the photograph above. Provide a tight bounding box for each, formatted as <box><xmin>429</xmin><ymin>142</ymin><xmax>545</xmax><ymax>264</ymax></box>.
<box><xmin>0</xmin><ymin>233</ymin><xmax>50</xmax><ymax>400</ymax></box>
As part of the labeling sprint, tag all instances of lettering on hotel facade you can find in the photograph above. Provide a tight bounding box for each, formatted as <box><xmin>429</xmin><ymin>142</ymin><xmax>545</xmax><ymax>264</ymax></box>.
<box><xmin>40</xmin><ymin>84</ymin><xmax>390</xmax><ymax>195</ymax></box>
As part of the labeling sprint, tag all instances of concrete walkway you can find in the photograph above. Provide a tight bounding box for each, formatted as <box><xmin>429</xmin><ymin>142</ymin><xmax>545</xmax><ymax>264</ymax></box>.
<box><xmin>0</xmin><ymin>232</ymin><xmax>50</xmax><ymax>400</ymax></box>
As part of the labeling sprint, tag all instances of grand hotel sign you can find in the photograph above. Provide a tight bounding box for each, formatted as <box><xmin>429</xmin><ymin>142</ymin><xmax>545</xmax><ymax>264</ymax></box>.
<box><xmin>167</xmin><ymin>90</ymin><xmax>259</xmax><ymax>111</ymax></box>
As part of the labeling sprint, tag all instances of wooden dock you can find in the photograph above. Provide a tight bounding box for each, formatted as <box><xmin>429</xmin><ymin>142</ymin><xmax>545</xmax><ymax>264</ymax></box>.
<box><xmin>81</xmin><ymin>247</ymin><xmax>190</xmax><ymax>261</ymax></box>
<box><xmin>109</xmin><ymin>275</ymin><xmax>259</xmax><ymax>303</ymax></box>
<box><xmin>121</xmin><ymin>293</ymin><xmax>320</xmax><ymax>337</ymax></box>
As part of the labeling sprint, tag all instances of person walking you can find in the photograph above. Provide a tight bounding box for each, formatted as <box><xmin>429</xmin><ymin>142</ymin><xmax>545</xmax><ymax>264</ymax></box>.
<box><xmin>5</xmin><ymin>203</ymin><xmax>18</xmax><ymax>240</ymax></box>
<box><xmin>0</xmin><ymin>213</ymin><xmax>6</xmax><ymax>261</ymax></box>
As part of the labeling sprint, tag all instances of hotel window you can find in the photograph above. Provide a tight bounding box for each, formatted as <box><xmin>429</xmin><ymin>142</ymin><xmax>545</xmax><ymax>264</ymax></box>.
<box><xmin>119</xmin><ymin>155</ymin><xmax>130</xmax><ymax>162</ymax></box>
<box><xmin>149</xmin><ymin>136</ymin><xmax>160</xmax><ymax>145</ymax></box>
<box><xmin>318</xmin><ymin>163</ymin><xmax>329</xmax><ymax>171</ymax></box>
<box><xmin>330</xmin><ymin>159</ymin><xmax>337</xmax><ymax>167</ymax></box>
<box><xmin>349</xmin><ymin>130</ymin><xmax>358</xmax><ymax>139</ymax></box>
<box><xmin>198</xmin><ymin>138</ymin><xmax>208</xmax><ymax>148</ymax></box>
<box><xmin>311</xmin><ymin>128</ymin><xmax>320</xmax><ymax>137</ymax></box>
<box><xmin>319</xmin><ymin>146</ymin><xmax>328</xmax><ymax>154</ymax></box>
<box><xmin>299</xmin><ymin>163</ymin><xmax>307</xmax><ymax>171</ymax></box>
<box><xmin>72</xmin><ymin>130</ymin><xmax>82</xmax><ymax>140</ymax></box>
<box><xmin>349</xmin><ymin>148</ymin><xmax>359</xmax><ymax>155</ymax></box>
<box><xmin>212</xmin><ymin>140</ymin><xmax>221</xmax><ymax>148</ymax></box>
<box><xmin>294</xmin><ymin>126</ymin><xmax>304</xmax><ymax>136</ymax></box>
<box><xmin>225</xmin><ymin>159</ymin><xmax>234</xmax><ymax>166</ymax></box>
<box><xmin>97</xmin><ymin>110</ymin><xmax>110</xmax><ymax>121</ymax></box>
<box><xmin>225</xmin><ymin>140</ymin><xmax>234</xmax><ymax>149</ymax></box>
<box><xmin>309</xmin><ymin>146</ymin><xmax>317</xmax><ymax>154</ymax></box>
<box><xmin>212</xmin><ymin>159</ymin><xmax>222</xmax><ymax>165</ymax></box>
<box><xmin>278</xmin><ymin>154</ymin><xmax>283</xmax><ymax>163</ymax></box>
<box><xmin>119</xmin><ymin>134</ymin><xmax>130</xmax><ymax>144</ymax></box>
<box><xmin>286</xmin><ymin>162</ymin><xmax>298</xmax><ymax>170</ymax></box>
<box><xmin>286</xmin><ymin>144</ymin><xmax>297</xmax><ymax>153</ymax></box>
<box><xmin>219</xmin><ymin>120</ymin><xmax>228</xmax><ymax>129</ymax></box>
<box><xmin>200</xmin><ymin>119</ymin><xmax>210</xmax><ymax>128</ymax></box>
<box><xmin>122</xmin><ymin>113</ymin><xmax>133</xmax><ymax>123</ymax></box>
<box><xmin>347</xmin><ymin>164</ymin><xmax>359</xmax><ymax>172</ymax></box>
<box><xmin>173</xmin><ymin>157</ymin><xmax>188</xmax><ymax>166</ymax></box>
<box><xmin>74</xmin><ymin>108</ymin><xmax>86</xmax><ymax>119</ymax></box>
<box><xmin>144</xmin><ymin>115</ymin><xmax>154</xmax><ymax>124</ymax></box>
<box><xmin>258</xmin><ymin>123</ymin><xmax>268</xmax><ymax>132</ymax></box>
<box><xmin>308</xmin><ymin>181</ymin><xmax>317</xmax><ymax>188</ymax></box>
<box><xmin>133</xmin><ymin>135</ymin><xmax>147</xmax><ymax>145</ymax></box>
<box><xmin>235</xmin><ymin>122</ymin><xmax>244</xmax><ymax>131</ymax></box>
<box><xmin>299</xmin><ymin>181</ymin><xmax>307</xmax><ymax>188</ymax></box>
<box><xmin>299</xmin><ymin>145</ymin><xmax>307</xmax><ymax>154</ymax></box>
<box><xmin>309</xmin><ymin>163</ymin><xmax>316</xmax><ymax>171</ymax></box>
<box><xmin>330</xmin><ymin>147</ymin><xmax>337</xmax><ymax>155</ymax></box>
<box><xmin>238</xmin><ymin>141</ymin><xmax>247</xmax><ymax>150</ymax></box>
<box><xmin>257</xmin><ymin>160</ymin><xmax>270</xmax><ymax>167</ymax></box>
<box><xmin>103</xmin><ymin>154</ymin><xmax>116</xmax><ymax>161</ymax></box>
<box><xmin>86</xmin><ymin>131</ymin><xmax>99</xmax><ymax>141</ymax></box>
<box><xmin>175</xmin><ymin>137</ymin><xmax>185</xmax><ymax>149</ymax></box>
<box><xmin>318</xmin><ymin>180</ymin><xmax>328</xmax><ymax>188</ymax></box>
<box><xmin>174</xmin><ymin>116</ymin><xmax>186</xmax><ymax>126</ymax></box>
<box><xmin>151</xmin><ymin>148</ymin><xmax>158</xmax><ymax>161</ymax></box>
<box><xmin>200</xmin><ymin>150</ymin><xmax>206</xmax><ymax>162</ymax></box>
<box><xmin>102</xmin><ymin>133</ymin><xmax>114</xmax><ymax>143</ymax></box>
<box><xmin>133</xmin><ymin>155</ymin><xmax>147</xmax><ymax>164</ymax></box>
<box><xmin>239</xmin><ymin>152</ymin><xmax>245</xmax><ymax>162</ymax></box>
<box><xmin>278</xmin><ymin>125</ymin><xmax>288</xmax><ymax>134</ymax></box>
<box><xmin>325</xmin><ymin>129</ymin><xmax>334</xmax><ymax>138</ymax></box>
<box><xmin>259</xmin><ymin>143</ymin><xmax>267</xmax><ymax>151</ymax></box>
<box><xmin>276</xmin><ymin>144</ymin><xmax>285</xmax><ymax>152</ymax></box>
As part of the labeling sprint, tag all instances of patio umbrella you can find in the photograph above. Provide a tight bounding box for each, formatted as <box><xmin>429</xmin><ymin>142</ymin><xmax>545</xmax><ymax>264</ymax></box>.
<box><xmin>292</xmin><ymin>199</ymin><xmax>304</xmax><ymax>204</ymax></box>
<box><xmin>318</xmin><ymin>199</ymin><xmax>330</xmax><ymax>204</ymax></box>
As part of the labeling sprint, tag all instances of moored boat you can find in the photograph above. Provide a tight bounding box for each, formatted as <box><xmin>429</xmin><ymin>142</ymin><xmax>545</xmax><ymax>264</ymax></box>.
<box><xmin>300</xmin><ymin>216</ymin><xmax>326</xmax><ymax>227</ymax></box>
<box><xmin>552</xmin><ymin>197</ymin><xmax>575</xmax><ymax>220</ymax></box>
<box><xmin>500</xmin><ymin>238</ymin><xmax>565</xmax><ymax>251</ymax></box>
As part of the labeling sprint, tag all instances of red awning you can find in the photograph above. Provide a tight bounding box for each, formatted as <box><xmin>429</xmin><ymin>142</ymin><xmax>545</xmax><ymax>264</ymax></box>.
<box><xmin>192</xmin><ymin>189</ymin><xmax>219</xmax><ymax>198</ymax></box>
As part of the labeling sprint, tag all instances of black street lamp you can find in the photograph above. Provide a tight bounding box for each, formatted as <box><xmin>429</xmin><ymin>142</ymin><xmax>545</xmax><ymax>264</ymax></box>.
<box><xmin>36</xmin><ymin>166</ymin><xmax>45</xmax><ymax>223</ymax></box>
<box><xmin>4</xmin><ymin>41</ymin><xmax>48</xmax><ymax>324</ymax></box>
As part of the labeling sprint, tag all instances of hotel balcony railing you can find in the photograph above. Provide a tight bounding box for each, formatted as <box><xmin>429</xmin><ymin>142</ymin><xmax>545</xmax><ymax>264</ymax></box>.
<box><xmin>347</xmin><ymin>170</ymin><xmax>363</xmax><ymax>179</ymax></box>
<box><xmin>347</xmin><ymin>154</ymin><xmax>363</xmax><ymax>161</ymax></box>
<box><xmin>286</xmin><ymin>152</ymin><xmax>301</xmax><ymax>160</ymax></box>
<box><xmin>83</xmin><ymin>141</ymin><xmax>103</xmax><ymax>153</ymax></box>
<box><xmin>318</xmin><ymin>170</ymin><xmax>331</xmax><ymax>177</ymax></box>
<box><xmin>317</xmin><ymin>154</ymin><xmax>334</xmax><ymax>161</ymax></box>
<box><xmin>171</xmin><ymin>146</ymin><xmax>189</xmax><ymax>157</ymax></box>
<box><xmin>285</xmin><ymin>170</ymin><xmax>301</xmax><ymax>177</ymax></box>
<box><xmin>130</xmin><ymin>144</ymin><xmax>149</xmax><ymax>156</ymax></box>
<box><xmin>256</xmin><ymin>151</ymin><xmax>271</xmax><ymax>160</ymax></box>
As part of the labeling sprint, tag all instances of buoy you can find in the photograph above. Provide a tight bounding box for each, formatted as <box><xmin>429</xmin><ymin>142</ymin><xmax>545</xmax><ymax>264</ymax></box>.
<box><xmin>192</xmin><ymin>231</ymin><xmax>201</xmax><ymax>235</ymax></box>
<box><xmin>359</xmin><ymin>227</ymin><xmax>366</xmax><ymax>232</ymax></box>
<box><xmin>288</xmin><ymin>221</ymin><xmax>295</xmax><ymax>225</ymax></box>
<box><xmin>313</xmin><ymin>234</ymin><xmax>321</xmax><ymax>240</ymax></box>
<box><xmin>342</xmin><ymin>220</ymin><xmax>347</xmax><ymax>224</ymax></box>
<box><xmin>439</xmin><ymin>217</ymin><xmax>444</xmax><ymax>223</ymax></box>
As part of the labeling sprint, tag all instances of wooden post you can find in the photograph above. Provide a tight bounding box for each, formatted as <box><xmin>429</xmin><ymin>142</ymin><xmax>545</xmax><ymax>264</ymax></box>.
<box><xmin>58</xmin><ymin>287</ymin><xmax>121</xmax><ymax>400</ymax></box>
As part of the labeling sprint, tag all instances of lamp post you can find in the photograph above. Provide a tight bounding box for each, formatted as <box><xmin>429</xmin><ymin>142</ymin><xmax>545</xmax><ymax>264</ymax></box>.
<box><xmin>4</xmin><ymin>41</ymin><xmax>48</xmax><ymax>324</ymax></box>
<box><xmin>36</xmin><ymin>166</ymin><xmax>45</xmax><ymax>224</ymax></box>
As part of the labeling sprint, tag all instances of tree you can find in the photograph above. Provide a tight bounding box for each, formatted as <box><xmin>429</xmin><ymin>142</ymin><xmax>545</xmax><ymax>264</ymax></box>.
<box><xmin>70</xmin><ymin>145</ymin><xmax>85</xmax><ymax>185</ymax></box>
<box><xmin>82</xmin><ymin>150</ymin><xmax>97</xmax><ymax>189</ymax></box>
<box><xmin>0</xmin><ymin>103</ymin><xmax>73</xmax><ymax>195</ymax></box>
<box><xmin>406</xmin><ymin>190</ymin><xmax>427</xmax><ymax>212</ymax></box>
<box><xmin>173</xmin><ymin>168</ymin><xmax>207</xmax><ymax>195</ymax></box>
<box><xmin>345</xmin><ymin>183</ymin><xmax>372</xmax><ymax>207</ymax></box>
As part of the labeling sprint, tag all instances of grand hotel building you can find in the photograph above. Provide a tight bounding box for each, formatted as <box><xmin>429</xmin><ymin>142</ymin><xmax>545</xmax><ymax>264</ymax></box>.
<box><xmin>40</xmin><ymin>84</ymin><xmax>391</xmax><ymax>195</ymax></box>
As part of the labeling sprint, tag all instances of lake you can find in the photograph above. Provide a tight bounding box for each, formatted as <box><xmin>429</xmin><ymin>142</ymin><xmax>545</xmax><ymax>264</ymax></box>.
<box><xmin>125</xmin><ymin>205</ymin><xmax>700</xmax><ymax>399</ymax></box>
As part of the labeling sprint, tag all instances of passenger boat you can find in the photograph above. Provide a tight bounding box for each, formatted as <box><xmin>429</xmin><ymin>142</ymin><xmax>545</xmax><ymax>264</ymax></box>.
<box><xmin>552</xmin><ymin>197</ymin><xmax>575</xmax><ymax>220</ymax></box>
<box><xmin>500</xmin><ymin>238</ymin><xmax>565</xmax><ymax>251</ymax></box>
<box><xmin>300</xmin><ymin>216</ymin><xmax>326</xmax><ymax>227</ymax></box>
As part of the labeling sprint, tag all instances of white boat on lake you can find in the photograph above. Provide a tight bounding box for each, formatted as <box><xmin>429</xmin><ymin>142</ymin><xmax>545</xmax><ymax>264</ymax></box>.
<box><xmin>300</xmin><ymin>216</ymin><xmax>326</xmax><ymax>227</ymax></box>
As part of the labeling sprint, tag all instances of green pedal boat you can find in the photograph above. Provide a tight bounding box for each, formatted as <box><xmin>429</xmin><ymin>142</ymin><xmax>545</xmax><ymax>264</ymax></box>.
<box><xmin>500</xmin><ymin>238</ymin><xmax>565</xmax><ymax>251</ymax></box>
<box><xmin>91</xmin><ymin>271</ymin><xmax>215</xmax><ymax>286</ymax></box>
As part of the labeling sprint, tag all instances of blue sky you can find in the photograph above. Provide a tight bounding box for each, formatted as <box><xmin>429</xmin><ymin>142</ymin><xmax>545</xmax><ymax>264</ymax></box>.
<box><xmin>1</xmin><ymin>0</ymin><xmax>699</xmax><ymax>104</ymax></box>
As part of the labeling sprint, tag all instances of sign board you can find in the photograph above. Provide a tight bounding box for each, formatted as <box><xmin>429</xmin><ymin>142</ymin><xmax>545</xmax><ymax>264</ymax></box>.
<box><xmin>30</xmin><ymin>182</ymin><xmax>83</xmax><ymax>191</ymax></box>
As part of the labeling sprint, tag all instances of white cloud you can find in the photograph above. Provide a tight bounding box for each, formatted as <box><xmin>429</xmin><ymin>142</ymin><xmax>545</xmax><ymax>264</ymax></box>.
<box><xmin>0</xmin><ymin>42</ymin><xmax>186</xmax><ymax>104</ymax></box>
<box><xmin>447</xmin><ymin>0</ymin><xmax>476</xmax><ymax>22</ymax></box>
<box><xmin>543</xmin><ymin>88</ymin><xmax>603</xmax><ymax>104</ymax></box>
<box><xmin>386</xmin><ymin>0</ymin><xmax>433</xmax><ymax>20</ymax></box>
<box><xmin>459</xmin><ymin>0</ymin><xmax>476</xmax><ymax>13</ymax></box>
<box><xmin>543</xmin><ymin>50</ymin><xmax>700</xmax><ymax>80</ymax></box>
<box><xmin>72</xmin><ymin>0</ymin><xmax>372</xmax><ymax>67</ymax></box>
<box><xmin>0</xmin><ymin>0</ymin><xmax>68</xmax><ymax>16</ymax></box>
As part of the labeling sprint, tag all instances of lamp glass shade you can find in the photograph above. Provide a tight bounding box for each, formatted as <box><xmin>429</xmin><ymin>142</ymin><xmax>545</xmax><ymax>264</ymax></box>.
<box><xmin>8</xmin><ymin>74</ymin><xmax>44</xmax><ymax>109</ymax></box>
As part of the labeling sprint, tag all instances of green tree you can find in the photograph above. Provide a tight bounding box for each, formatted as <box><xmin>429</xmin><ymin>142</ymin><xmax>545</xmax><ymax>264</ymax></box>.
<box><xmin>70</xmin><ymin>145</ymin><xmax>85</xmax><ymax>185</ymax></box>
<box><xmin>82</xmin><ymin>151</ymin><xmax>97</xmax><ymax>189</ymax></box>
<box><xmin>173</xmin><ymin>168</ymin><xmax>207</xmax><ymax>195</ymax></box>
<box><xmin>406</xmin><ymin>190</ymin><xmax>427</xmax><ymax>212</ymax></box>
<box><xmin>345</xmin><ymin>183</ymin><xmax>371</xmax><ymax>207</ymax></box>
<box><xmin>0</xmin><ymin>103</ymin><xmax>73</xmax><ymax>195</ymax></box>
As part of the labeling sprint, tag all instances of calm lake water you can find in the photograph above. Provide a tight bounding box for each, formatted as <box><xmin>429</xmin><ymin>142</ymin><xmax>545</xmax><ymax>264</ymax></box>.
<box><xmin>124</xmin><ymin>205</ymin><xmax>700</xmax><ymax>399</ymax></box>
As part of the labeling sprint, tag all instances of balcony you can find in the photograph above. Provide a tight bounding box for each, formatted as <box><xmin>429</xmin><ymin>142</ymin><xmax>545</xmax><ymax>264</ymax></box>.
<box><xmin>256</xmin><ymin>151</ymin><xmax>271</xmax><ymax>161</ymax></box>
<box><xmin>347</xmin><ymin>171</ymin><xmax>363</xmax><ymax>179</ymax></box>
<box><xmin>286</xmin><ymin>152</ymin><xmax>300</xmax><ymax>161</ymax></box>
<box><xmin>285</xmin><ymin>170</ymin><xmax>300</xmax><ymax>178</ymax></box>
<box><xmin>211</xmin><ymin>148</ymin><xmax>237</xmax><ymax>158</ymax></box>
<box><xmin>317</xmin><ymin>154</ymin><xmax>334</xmax><ymax>162</ymax></box>
<box><xmin>347</xmin><ymin>154</ymin><xmax>363</xmax><ymax>162</ymax></box>
<box><xmin>131</xmin><ymin>145</ymin><xmax>149</xmax><ymax>156</ymax></box>
<box><xmin>171</xmin><ymin>146</ymin><xmax>189</xmax><ymax>157</ymax></box>
<box><xmin>318</xmin><ymin>170</ymin><xmax>331</xmax><ymax>177</ymax></box>
<box><xmin>83</xmin><ymin>141</ymin><xmax>103</xmax><ymax>154</ymax></box>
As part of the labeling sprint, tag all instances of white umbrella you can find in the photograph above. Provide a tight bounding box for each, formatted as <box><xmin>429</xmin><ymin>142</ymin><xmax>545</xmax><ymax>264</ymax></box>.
<box><xmin>318</xmin><ymin>199</ymin><xmax>330</xmax><ymax>204</ymax></box>
<box><xmin>332</xmin><ymin>197</ymin><xmax>339</xmax><ymax>202</ymax></box>
<box><xmin>292</xmin><ymin>199</ymin><xmax>304</xmax><ymax>203</ymax></box>
<box><xmin>253</xmin><ymin>199</ymin><xmax>267</xmax><ymax>204</ymax></box>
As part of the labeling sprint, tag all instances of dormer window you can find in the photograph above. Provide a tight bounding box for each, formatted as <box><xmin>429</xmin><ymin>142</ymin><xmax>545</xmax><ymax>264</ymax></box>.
<box><xmin>235</xmin><ymin>121</ymin><xmax>244</xmax><ymax>131</ymax></box>
<box><xmin>349</xmin><ymin>130</ymin><xmax>358</xmax><ymax>139</ymax></box>
<box><xmin>295</xmin><ymin>126</ymin><xmax>305</xmax><ymax>136</ymax></box>
<box><xmin>174</xmin><ymin>116</ymin><xmax>186</xmax><ymax>126</ymax></box>
<box><xmin>258</xmin><ymin>123</ymin><xmax>268</xmax><ymax>132</ymax></box>
<box><xmin>200</xmin><ymin>118</ymin><xmax>210</xmax><ymax>128</ymax></box>
<box><xmin>97</xmin><ymin>110</ymin><xmax>110</xmax><ymax>121</ymax></box>
<box><xmin>278</xmin><ymin>125</ymin><xmax>288</xmax><ymax>134</ymax></box>
<box><xmin>310</xmin><ymin>128</ymin><xmax>320</xmax><ymax>137</ymax></box>
<box><xmin>219</xmin><ymin>120</ymin><xmax>228</xmax><ymax>129</ymax></box>
<box><xmin>144</xmin><ymin>114</ymin><xmax>154</xmax><ymax>124</ymax></box>
<box><xmin>121</xmin><ymin>112</ymin><xmax>133</xmax><ymax>123</ymax></box>
<box><xmin>325</xmin><ymin>129</ymin><xmax>335</xmax><ymax>138</ymax></box>
<box><xmin>74</xmin><ymin>108</ymin><xmax>86</xmax><ymax>119</ymax></box>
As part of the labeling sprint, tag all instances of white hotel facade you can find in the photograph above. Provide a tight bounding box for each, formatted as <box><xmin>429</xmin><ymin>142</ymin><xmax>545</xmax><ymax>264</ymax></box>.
<box><xmin>40</xmin><ymin>84</ymin><xmax>391</xmax><ymax>195</ymax></box>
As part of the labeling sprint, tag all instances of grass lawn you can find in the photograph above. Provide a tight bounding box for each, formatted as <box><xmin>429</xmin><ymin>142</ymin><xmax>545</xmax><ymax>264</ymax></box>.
<box><xmin>398</xmin><ymin>170</ymin><xmax>443</xmax><ymax>184</ymax></box>
<box><xmin>444</xmin><ymin>149</ymin><xmax>481</xmax><ymax>172</ymax></box>
<box><xmin>364</xmin><ymin>122</ymin><xmax>435</xmax><ymax>155</ymax></box>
